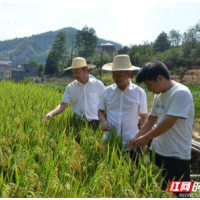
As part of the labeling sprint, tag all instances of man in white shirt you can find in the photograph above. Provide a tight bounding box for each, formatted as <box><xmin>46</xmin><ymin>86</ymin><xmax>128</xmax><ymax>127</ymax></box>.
<box><xmin>128</xmin><ymin>60</ymin><xmax>194</xmax><ymax>197</ymax></box>
<box><xmin>43</xmin><ymin>57</ymin><xmax>105</xmax><ymax>130</ymax></box>
<box><xmin>98</xmin><ymin>55</ymin><xmax>148</xmax><ymax>162</ymax></box>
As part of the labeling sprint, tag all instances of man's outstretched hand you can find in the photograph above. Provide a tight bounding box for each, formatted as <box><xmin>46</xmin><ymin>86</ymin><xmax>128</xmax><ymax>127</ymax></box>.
<box><xmin>42</xmin><ymin>112</ymin><xmax>53</xmax><ymax>122</ymax></box>
<box><xmin>128</xmin><ymin>137</ymin><xmax>138</xmax><ymax>149</ymax></box>
<box><xmin>128</xmin><ymin>135</ymin><xmax>149</xmax><ymax>148</ymax></box>
<box><xmin>128</xmin><ymin>135</ymin><xmax>149</xmax><ymax>152</ymax></box>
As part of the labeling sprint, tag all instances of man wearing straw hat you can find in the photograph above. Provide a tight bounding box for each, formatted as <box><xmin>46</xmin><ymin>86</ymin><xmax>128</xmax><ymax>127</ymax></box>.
<box><xmin>98</xmin><ymin>54</ymin><xmax>148</xmax><ymax>161</ymax></box>
<box><xmin>43</xmin><ymin>57</ymin><xmax>105</xmax><ymax>130</ymax></box>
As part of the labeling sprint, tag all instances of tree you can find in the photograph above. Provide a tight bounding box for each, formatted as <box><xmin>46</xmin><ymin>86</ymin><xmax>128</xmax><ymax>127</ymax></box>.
<box><xmin>75</xmin><ymin>26</ymin><xmax>98</xmax><ymax>58</ymax></box>
<box><xmin>194</xmin><ymin>20</ymin><xmax>200</xmax><ymax>42</ymax></box>
<box><xmin>182</xmin><ymin>28</ymin><xmax>197</xmax><ymax>51</ymax></box>
<box><xmin>138</xmin><ymin>54</ymin><xmax>151</xmax><ymax>67</ymax></box>
<box><xmin>169</xmin><ymin>29</ymin><xmax>182</xmax><ymax>47</ymax></box>
<box><xmin>153</xmin><ymin>31</ymin><xmax>171</xmax><ymax>52</ymax></box>
<box><xmin>26</xmin><ymin>60</ymin><xmax>39</xmax><ymax>65</ymax></box>
<box><xmin>67</xmin><ymin>28</ymin><xmax>77</xmax><ymax>65</ymax></box>
<box><xmin>191</xmin><ymin>42</ymin><xmax>200</xmax><ymax>65</ymax></box>
<box><xmin>51</xmin><ymin>31</ymin><xmax>69</xmax><ymax>63</ymax></box>
<box><xmin>38</xmin><ymin>63</ymin><xmax>45</xmax><ymax>77</ymax></box>
<box><xmin>179</xmin><ymin>21</ymin><xmax>200</xmax><ymax>68</ymax></box>
<box><xmin>175</xmin><ymin>67</ymin><xmax>188</xmax><ymax>82</ymax></box>
<box><xmin>44</xmin><ymin>50</ymin><xmax>59</xmax><ymax>75</ymax></box>
<box><xmin>118</xmin><ymin>46</ymin><xmax>130</xmax><ymax>54</ymax></box>
<box><xmin>128</xmin><ymin>43</ymin><xmax>154</xmax><ymax>67</ymax></box>
<box><xmin>153</xmin><ymin>48</ymin><xmax>183</xmax><ymax>70</ymax></box>
<box><xmin>44</xmin><ymin>31</ymin><xmax>69</xmax><ymax>75</ymax></box>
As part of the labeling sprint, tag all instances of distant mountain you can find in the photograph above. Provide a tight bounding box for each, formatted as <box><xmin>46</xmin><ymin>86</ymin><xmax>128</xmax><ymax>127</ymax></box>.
<box><xmin>0</xmin><ymin>27</ymin><xmax>123</xmax><ymax>68</ymax></box>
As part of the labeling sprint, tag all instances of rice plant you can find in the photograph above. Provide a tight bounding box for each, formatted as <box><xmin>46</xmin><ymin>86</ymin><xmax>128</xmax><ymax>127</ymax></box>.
<box><xmin>0</xmin><ymin>79</ymin><xmax>179</xmax><ymax>197</ymax></box>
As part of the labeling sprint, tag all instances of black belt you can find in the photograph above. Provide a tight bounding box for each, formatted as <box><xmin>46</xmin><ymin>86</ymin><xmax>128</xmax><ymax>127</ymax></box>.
<box><xmin>88</xmin><ymin>120</ymin><xmax>99</xmax><ymax>123</ymax></box>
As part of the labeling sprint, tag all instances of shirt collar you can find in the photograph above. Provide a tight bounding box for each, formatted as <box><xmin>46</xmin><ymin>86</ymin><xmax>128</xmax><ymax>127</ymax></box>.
<box><xmin>127</xmin><ymin>81</ymin><xmax>132</xmax><ymax>90</ymax></box>
<box><xmin>113</xmin><ymin>80</ymin><xmax>132</xmax><ymax>91</ymax></box>
<box><xmin>88</xmin><ymin>77</ymin><xmax>93</xmax><ymax>83</ymax></box>
<box><xmin>77</xmin><ymin>77</ymin><xmax>92</xmax><ymax>85</ymax></box>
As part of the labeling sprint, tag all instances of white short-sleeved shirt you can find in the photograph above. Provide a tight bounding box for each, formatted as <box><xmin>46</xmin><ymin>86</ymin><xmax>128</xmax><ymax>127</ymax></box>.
<box><xmin>62</xmin><ymin>78</ymin><xmax>105</xmax><ymax>121</ymax></box>
<box><xmin>150</xmin><ymin>82</ymin><xmax>194</xmax><ymax>160</ymax></box>
<box><xmin>98</xmin><ymin>81</ymin><xmax>147</xmax><ymax>148</ymax></box>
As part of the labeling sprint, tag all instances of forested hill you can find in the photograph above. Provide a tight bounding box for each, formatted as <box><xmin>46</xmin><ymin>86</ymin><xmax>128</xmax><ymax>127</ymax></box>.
<box><xmin>0</xmin><ymin>27</ymin><xmax>123</xmax><ymax>68</ymax></box>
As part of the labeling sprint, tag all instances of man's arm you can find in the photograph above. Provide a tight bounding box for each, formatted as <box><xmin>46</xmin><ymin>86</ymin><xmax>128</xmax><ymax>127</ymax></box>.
<box><xmin>128</xmin><ymin>115</ymin><xmax>157</xmax><ymax>148</ymax></box>
<box><xmin>43</xmin><ymin>102</ymin><xmax>68</xmax><ymax>121</ymax></box>
<box><xmin>139</xmin><ymin>113</ymin><xmax>148</xmax><ymax>127</ymax></box>
<box><xmin>133</xmin><ymin>115</ymin><xmax>178</xmax><ymax>147</ymax></box>
<box><xmin>98</xmin><ymin>109</ymin><xmax>109</xmax><ymax>131</ymax></box>
<box><xmin>138</xmin><ymin>115</ymin><xmax>158</xmax><ymax>137</ymax></box>
<box><xmin>138</xmin><ymin>113</ymin><xmax>149</xmax><ymax>151</ymax></box>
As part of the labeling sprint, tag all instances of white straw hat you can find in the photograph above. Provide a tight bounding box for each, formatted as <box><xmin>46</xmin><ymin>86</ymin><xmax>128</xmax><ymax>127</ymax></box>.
<box><xmin>63</xmin><ymin>57</ymin><xmax>96</xmax><ymax>71</ymax></box>
<box><xmin>102</xmin><ymin>54</ymin><xmax>140</xmax><ymax>71</ymax></box>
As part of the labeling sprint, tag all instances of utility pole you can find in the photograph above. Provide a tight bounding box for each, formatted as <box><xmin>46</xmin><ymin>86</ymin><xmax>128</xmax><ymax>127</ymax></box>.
<box><xmin>100</xmin><ymin>50</ymin><xmax>103</xmax><ymax>81</ymax></box>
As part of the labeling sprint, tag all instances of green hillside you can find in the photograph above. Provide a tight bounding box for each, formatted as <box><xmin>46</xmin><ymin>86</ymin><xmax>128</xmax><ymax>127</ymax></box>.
<box><xmin>0</xmin><ymin>27</ymin><xmax>122</xmax><ymax>68</ymax></box>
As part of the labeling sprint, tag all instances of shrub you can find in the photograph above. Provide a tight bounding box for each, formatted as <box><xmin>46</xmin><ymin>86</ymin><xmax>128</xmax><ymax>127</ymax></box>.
<box><xmin>20</xmin><ymin>76</ymin><xmax>34</xmax><ymax>85</ymax></box>
<box><xmin>35</xmin><ymin>78</ymin><xmax>40</xmax><ymax>83</ymax></box>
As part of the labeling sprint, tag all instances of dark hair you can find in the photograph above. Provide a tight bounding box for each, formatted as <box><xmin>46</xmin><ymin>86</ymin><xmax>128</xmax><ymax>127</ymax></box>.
<box><xmin>136</xmin><ymin>60</ymin><xmax>170</xmax><ymax>84</ymax></box>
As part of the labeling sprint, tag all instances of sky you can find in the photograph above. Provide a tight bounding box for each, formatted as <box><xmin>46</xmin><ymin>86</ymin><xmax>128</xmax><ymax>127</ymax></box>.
<box><xmin>0</xmin><ymin>0</ymin><xmax>200</xmax><ymax>46</ymax></box>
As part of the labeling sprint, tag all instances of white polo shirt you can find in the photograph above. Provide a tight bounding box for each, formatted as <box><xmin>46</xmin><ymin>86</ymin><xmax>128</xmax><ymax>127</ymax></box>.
<box><xmin>98</xmin><ymin>81</ymin><xmax>147</xmax><ymax>148</ymax></box>
<box><xmin>62</xmin><ymin>78</ymin><xmax>105</xmax><ymax>121</ymax></box>
<box><xmin>150</xmin><ymin>82</ymin><xmax>194</xmax><ymax>160</ymax></box>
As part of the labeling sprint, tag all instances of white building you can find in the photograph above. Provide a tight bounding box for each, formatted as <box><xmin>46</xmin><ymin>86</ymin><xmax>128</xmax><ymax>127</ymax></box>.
<box><xmin>96</xmin><ymin>43</ymin><xmax>117</xmax><ymax>54</ymax></box>
<box><xmin>0</xmin><ymin>59</ymin><xmax>12</xmax><ymax>80</ymax></box>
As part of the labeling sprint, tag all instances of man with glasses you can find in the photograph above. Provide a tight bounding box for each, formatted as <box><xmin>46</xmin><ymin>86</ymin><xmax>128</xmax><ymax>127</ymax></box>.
<box><xmin>98</xmin><ymin>54</ymin><xmax>148</xmax><ymax>163</ymax></box>
<box><xmin>43</xmin><ymin>57</ymin><xmax>105</xmax><ymax>130</ymax></box>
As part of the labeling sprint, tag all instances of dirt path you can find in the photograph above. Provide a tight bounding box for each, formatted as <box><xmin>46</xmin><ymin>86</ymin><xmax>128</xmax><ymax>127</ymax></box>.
<box><xmin>171</xmin><ymin>68</ymin><xmax>200</xmax><ymax>84</ymax></box>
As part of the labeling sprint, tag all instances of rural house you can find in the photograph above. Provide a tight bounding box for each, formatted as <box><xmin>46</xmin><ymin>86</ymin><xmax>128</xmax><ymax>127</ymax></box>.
<box><xmin>11</xmin><ymin>63</ymin><xmax>38</xmax><ymax>82</ymax></box>
<box><xmin>0</xmin><ymin>59</ymin><xmax>12</xmax><ymax>80</ymax></box>
<box><xmin>96</xmin><ymin>43</ymin><xmax>117</xmax><ymax>54</ymax></box>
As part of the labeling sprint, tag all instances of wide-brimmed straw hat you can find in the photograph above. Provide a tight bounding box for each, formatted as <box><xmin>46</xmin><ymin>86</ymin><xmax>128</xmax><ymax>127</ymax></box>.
<box><xmin>63</xmin><ymin>57</ymin><xmax>96</xmax><ymax>71</ymax></box>
<box><xmin>102</xmin><ymin>54</ymin><xmax>140</xmax><ymax>71</ymax></box>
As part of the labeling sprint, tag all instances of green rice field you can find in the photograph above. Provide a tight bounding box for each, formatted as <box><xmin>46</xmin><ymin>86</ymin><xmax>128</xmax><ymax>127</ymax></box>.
<box><xmin>0</xmin><ymin>77</ymin><xmax>199</xmax><ymax>198</ymax></box>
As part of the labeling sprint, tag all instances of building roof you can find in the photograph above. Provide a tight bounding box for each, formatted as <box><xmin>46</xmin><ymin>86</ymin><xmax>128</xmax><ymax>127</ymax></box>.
<box><xmin>0</xmin><ymin>64</ymin><xmax>11</xmax><ymax>67</ymax></box>
<box><xmin>0</xmin><ymin>59</ymin><xmax>12</xmax><ymax>65</ymax></box>
<box><xmin>0</xmin><ymin>58</ymin><xmax>11</xmax><ymax>61</ymax></box>
<box><xmin>101</xmin><ymin>43</ymin><xmax>114</xmax><ymax>46</ymax></box>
